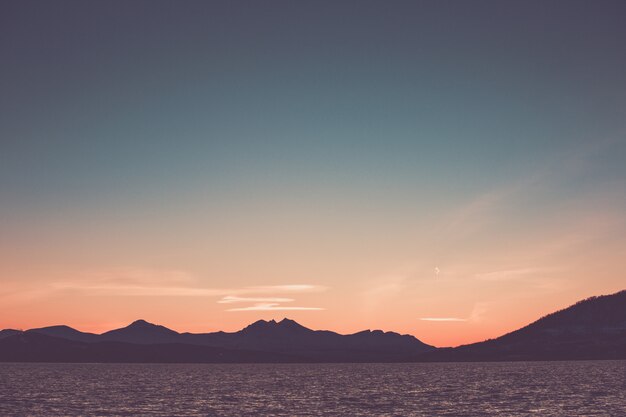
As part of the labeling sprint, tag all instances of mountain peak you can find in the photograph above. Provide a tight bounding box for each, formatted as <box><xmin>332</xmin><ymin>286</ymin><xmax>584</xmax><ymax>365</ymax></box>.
<box><xmin>123</xmin><ymin>319</ymin><xmax>178</xmax><ymax>335</ymax></box>
<box><xmin>277</xmin><ymin>318</ymin><xmax>307</xmax><ymax>329</ymax></box>
<box><xmin>241</xmin><ymin>318</ymin><xmax>310</xmax><ymax>334</ymax></box>
<box><xmin>99</xmin><ymin>319</ymin><xmax>179</xmax><ymax>343</ymax></box>
<box><xmin>128</xmin><ymin>319</ymin><xmax>153</xmax><ymax>328</ymax></box>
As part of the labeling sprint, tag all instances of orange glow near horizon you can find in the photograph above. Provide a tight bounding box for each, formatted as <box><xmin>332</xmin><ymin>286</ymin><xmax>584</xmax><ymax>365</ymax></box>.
<box><xmin>2</xmin><ymin>212</ymin><xmax>624</xmax><ymax>348</ymax></box>
<box><xmin>2</xmin><ymin>176</ymin><xmax>626</xmax><ymax>347</ymax></box>
<box><xmin>1</xmin><ymin>125</ymin><xmax>625</xmax><ymax>348</ymax></box>
<box><xmin>3</xmin><ymin>0</ymin><xmax>626</xmax><ymax>353</ymax></box>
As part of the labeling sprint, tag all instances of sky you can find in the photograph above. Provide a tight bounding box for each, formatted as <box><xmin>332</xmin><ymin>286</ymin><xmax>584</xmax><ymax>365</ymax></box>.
<box><xmin>1</xmin><ymin>1</ymin><xmax>625</xmax><ymax>347</ymax></box>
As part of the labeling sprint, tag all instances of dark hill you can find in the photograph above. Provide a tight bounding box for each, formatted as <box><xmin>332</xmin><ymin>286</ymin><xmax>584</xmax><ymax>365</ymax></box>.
<box><xmin>99</xmin><ymin>319</ymin><xmax>180</xmax><ymax>344</ymax></box>
<box><xmin>27</xmin><ymin>325</ymin><xmax>99</xmax><ymax>343</ymax></box>
<box><xmin>419</xmin><ymin>290</ymin><xmax>626</xmax><ymax>361</ymax></box>
<box><xmin>0</xmin><ymin>329</ymin><xmax>20</xmax><ymax>340</ymax></box>
<box><xmin>7</xmin><ymin>290</ymin><xmax>624</xmax><ymax>362</ymax></box>
<box><xmin>0</xmin><ymin>332</ymin><xmax>301</xmax><ymax>363</ymax></box>
<box><xmin>18</xmin><ymin>317</ymin><xmax>434</xmax><ymax>362</ymax></box>
<box><xmin>178</xmin><ymin>318</ymin><xmax>435</xmax><ymax>361</ymax></box>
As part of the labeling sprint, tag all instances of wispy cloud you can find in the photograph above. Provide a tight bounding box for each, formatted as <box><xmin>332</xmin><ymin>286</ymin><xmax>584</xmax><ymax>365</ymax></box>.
<box><xmin>226</xmin><ymin>303</ymin><xmax>324</xmax><ymax>312</ymax></box>
<box><xmin>40</xmin><ymin>268</ymin><xmax>330</xmax><ymax>313</ymax></box>
<box><xmin>420</xmin><ymin>302</ymin><xmax>488</xmax><ymax>323</ymax></box>
<box><xmin>468</xmin><ymin>302</ymin><xmax>488</xmax><ymax>322</ymax></box>
<box><xmin>474</xmin><ymin>267</ymin><xmax>547</xmax><ymax>281</ymax></box>
<box><xmin>247</xmin><ymin>284</ymin><xmax>327</xmax><ymax>293</ymax></box>
<box><xmin>52</xmin><ymin>283</ymin><xmax>232</xmax><ymax>297</ymax></box>
<box><xmin>218</xmin><ymin>296</ymin><xmax>294</xmax><ymax>304</ymax></box>
<box><xmin>0</xmin><ymin>283</ymin><xmax>52</xmax><ymax>306</ymax></box>
<box><xmin>444</xmin><ymin>191</ymin><xmax>504</xmax><ymax>238</ymax></box>
<box><xmin>77</xmin><ymin>268</ymin><xmax>196</xmax><ymax>286</ymax></box>
<box><xmin>420</xmin><ymin>317</ymin><xmax>467</xmax><ymax>322</ymax></box>
<box><xmin>359</xmin><ymin>262</ymin><xmax>424</xmax><ymax>311</ymax></box>
<box><xmin>51</xmin><ymin>272</ymin><xmax>326</xmax><ymax>298</ymax></box>
<box><xmin>52</xmin><ymin>283</ymin><xmax>325</xmax><ymax>297</ymax></box>
<box><xmin>442</xmin><ymin>132</ymin><xmax>626</xmax><ymax>244</ymax></box>
<box><xmin>217</xmin><ymin>288</ymin><xmax>326</xmax><ymax>311</ymax></box>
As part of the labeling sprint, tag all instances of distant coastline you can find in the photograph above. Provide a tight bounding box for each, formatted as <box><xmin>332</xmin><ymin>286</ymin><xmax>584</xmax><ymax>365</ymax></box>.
<box><xmin>1</xmin><ymin>290</ymin><xmax>624</xmax><ymax>363</ymax></box>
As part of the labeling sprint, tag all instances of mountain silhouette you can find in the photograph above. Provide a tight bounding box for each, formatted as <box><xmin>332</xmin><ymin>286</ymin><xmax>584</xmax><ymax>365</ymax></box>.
<box><xmin>240</xmin><ymin>318</ymin><xmax>309</xmax><ymax>335</ymax></box>
<box><xmin>0</xmin><ymin>329</ymin><xmax>19</xmax><ymax>340</ymax></box>
<box><xmin>183</xmin><ymin>318</ymin><xmax>434</xmax><ymax>361</ymax></box>
<box><xmin>27</xmin><ymin>325</ymin><xmax>99</xmax><ymax>343</ymax></box>
<box><xmin>99</xmin><ymin>319</ymin><xmax>180</xmax><ymax>344</ymax></box>
<box><xmin>0</xmin><ymin>331</ymin><xmax>298</xmax><ymax>363</ymax></box>
<box><xmin>419</xmin><ymin>289</ymin><xmax>626</xmax><ymax>361</ymax></box>
<box><xmin>1</xmin><ymin>290</ymin><xmax>624</xmax><ymax>362</ymax></box>
<box><xmin>0</xmin><ymin>317</ymin><xmax>434</xmax><ymax>362</ymax></box>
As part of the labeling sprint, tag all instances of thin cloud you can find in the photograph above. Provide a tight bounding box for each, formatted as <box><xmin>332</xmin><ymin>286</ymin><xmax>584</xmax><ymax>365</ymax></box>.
<box><xmin>420</xmin><ymin>302</ymin><xmax>488</xmax><ymax>323</ymax></box>
<box><xmin>227</xmin><ymin>303</ymin><xmax>324</xmax><ymax>312</ymax></box>
<box><xmin>217</xmin><ymin>287</ymin><xmax>326</xmax><ymax>311</ymax></box>
<box><xmin>218</xmin><ymin>296</ymin><xmax>295</xmax><ymax>304</ymax></box>
<box><xmin>248</xmin><ymin>284</ymin><xmax>327</xmax><ymax>293</ymax></box>
<box><xmin>359</xmin><ymin>262</ymin><xmax>423</xmax><ymax>311</ymax></box>
<box><xmin>442</xmin><ymin>132</ymin><xmax>626</xmax><ymax>242</ymax></box>
<box><xmin>71</xmin><ymin>268</ymin><xmax>197</xmax><ymax>286</ymax></box>
<box><xmin>52</xmin><ymin>283</ymin><xmax>235</xmax><ymax>297</ymax></box>
<box><xmin>444</xmin><ymin>191</ymin><xmax>503</xmax><ymax>238</ymax></box>
<box><xmin>474</xmin><ymin>267</ymin><xmax>545</xmax><ymax>281</ymax></box>
<box><xmin>52</xmin><ymin>281</ymin><xmax>326</xmax><ymax>297</ymax></box>
<box><xmin>420</xmin><ymin>317</ymin><xmax>467</xmax><ymax>322</ymax></box>
<box><xmin>38</xmin><ymin>268</ymin><xmax>329</xmax><ymax>313</ymax></box>
<box><xmin>469</xmin><ymin>302</ymin><xmax>488</xmax><ymax>322</ymax></box>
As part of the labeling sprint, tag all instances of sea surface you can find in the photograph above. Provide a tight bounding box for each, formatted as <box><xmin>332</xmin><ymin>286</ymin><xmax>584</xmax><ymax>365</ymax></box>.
<box><xmin>0</xmin><ymin>361</ymin><xmax>624</xmax><ymax>416</ymax></box>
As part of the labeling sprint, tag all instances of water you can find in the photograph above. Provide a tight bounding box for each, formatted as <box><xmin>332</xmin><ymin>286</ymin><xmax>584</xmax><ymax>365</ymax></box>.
<box><xmin>0</xmin><ymin>361</ymin><xmax>624</xmax><ymax>416</ymax></box>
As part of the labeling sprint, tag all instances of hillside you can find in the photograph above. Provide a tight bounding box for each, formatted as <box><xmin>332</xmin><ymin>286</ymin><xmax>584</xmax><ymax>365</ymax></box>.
<box><xmin>419</xmin><ymin>290</ymin><xmax>626</xmax><ymax>361</ymax></box>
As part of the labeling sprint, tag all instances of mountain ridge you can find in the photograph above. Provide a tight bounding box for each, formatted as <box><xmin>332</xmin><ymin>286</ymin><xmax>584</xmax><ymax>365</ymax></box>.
<box><xmin>418</xmin><ymin>290</ymin><xmax>626</xmax><ymax>361</ymax></box>
<box><xmin>2</xmin><ymin>289</ymin><xmax>624</xmax><ymax>362</ymax></box>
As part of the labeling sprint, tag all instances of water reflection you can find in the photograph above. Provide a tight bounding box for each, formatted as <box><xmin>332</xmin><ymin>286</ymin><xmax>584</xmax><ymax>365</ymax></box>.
<box><xmin>0</xmin><ymin>361</ymin><xmax>623</xmax><ymax>416</ymax></box>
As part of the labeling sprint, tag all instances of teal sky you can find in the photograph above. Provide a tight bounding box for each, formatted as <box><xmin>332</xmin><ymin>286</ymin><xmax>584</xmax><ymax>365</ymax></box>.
<box><xmin>1</xmin><ymin>1</ymin><xmax>625</xmax><ymax>345</ymax></box>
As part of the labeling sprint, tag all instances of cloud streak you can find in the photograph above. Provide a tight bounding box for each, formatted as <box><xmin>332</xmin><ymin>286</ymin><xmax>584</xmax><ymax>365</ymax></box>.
<box><xmin>44</xmin><ymin>270</ymin><xmax>328</xmax><ymax>313</ymax></box>
<box><xmin>226</xmin><ymin>303</ymin><xmax>324</xmax><ymax>312</ymax></box>
<box><xmin>420</xmin><ymin>302</ymin><xmax>488</xmax><ymax>323</ymax></box>
<box><xmin>246</xmin><ymin>284</ymin><xmax>327</xmax><ymax>294</ymax></box>
<box><xmin>52</xmin><ymin>279</ymin><xmax>326</xmax><ymax>298</ymax></box>
<box><xmin>218</xmin><ymin>296</ymin><xmax>294</xmax><ymax>304</ymax></box>
<box><xmin>474</xmin><ymin>267</ymin><xmax>547</xmax><ymax>281</ymax></box>
<box><xmin>420</xmin><ymin>317</ymin><xmax>467</xmax><ymax>322</ymax></box>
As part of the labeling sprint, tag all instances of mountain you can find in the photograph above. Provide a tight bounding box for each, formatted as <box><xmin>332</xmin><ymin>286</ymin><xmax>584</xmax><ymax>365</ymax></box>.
<box><xmin>27</xmin><ymin>325</ymin><xmax>99</xmax><ymax>343</ymax></box>
<box><xmin>99</xmin><ymin>319</ymin><xmax>180</xmax><ymax>344</ymax></box>
<box><xmin>0</xmin><ymin>331</ymin><xmax>93</xmax><ymax>362</ymax></box>
<box><xmin>419</xmin><ymin>290</ymin><xmax>626</xmax><ymax>361</ymax></box>
<box><xmin>88</xmin><ymin>317</ymin><xmax>434</xmax><ymax>361</ymax></box>
<box><xmin>23</xmin><ymin>317</ymin><xmax>435</xmax><ymax>360</ymax></box>
<box><xmin>2</xmin><ymin>290</ymin><xmax>624</xmax><ymax>362</ymax></box>
<box><xmin>0</xmin><ymin>332</ymin><xmax>299</xmax><ymax>363</ymax></box>
<box><xmin>0</xmin><ymin>329</ymin><xmax>20</xmax><ymax>340</ymax></box>
<box><xmin>177</xmin><ymin>318</ymin><xmax>434</xmax><ymax>362</ymax></box>
<box><xmin>3</xmin><ymin>317</ymin><xmax>434</xmax><ymax>362</ymax></box>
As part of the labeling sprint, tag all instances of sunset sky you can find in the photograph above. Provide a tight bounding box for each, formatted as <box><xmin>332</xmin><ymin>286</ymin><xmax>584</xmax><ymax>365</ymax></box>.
<box><xmin>1</xmin><ymin>1</ymin><xmax>625</xmax><ymax>347</ymax></box>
